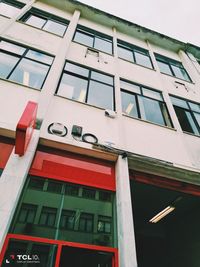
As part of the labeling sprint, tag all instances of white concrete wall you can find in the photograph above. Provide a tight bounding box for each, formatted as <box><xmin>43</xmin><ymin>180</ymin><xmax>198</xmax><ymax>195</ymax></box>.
<box><xmin>0</xmin><ymin>0</ymin><xmax>200</xmax><ymax>171</ymax></box>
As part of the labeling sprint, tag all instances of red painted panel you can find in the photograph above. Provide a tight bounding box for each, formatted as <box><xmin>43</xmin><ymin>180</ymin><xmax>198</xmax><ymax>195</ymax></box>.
<box><xmin>0</xmin><ymin>234</ymin><xmax>118</xmax><ymax>267</ymax></box>
<box><xmin>30</xmin><ymin>149</ymin><xmax>115</xmax><ymax>191</ymax></box>
<box><xmin>15</xmin><ymin>101</ymin><xmax>37</xmax><ymax>156</ymax></box>
<box><xmin>130</xmin><ymin>171</ymin><xmax>200</xmax><ymax>197</ymax></box>
<box><xmin>0</xmin><ymin>137</ymin><xmax>14</xmax><ymax>168</ymax></box>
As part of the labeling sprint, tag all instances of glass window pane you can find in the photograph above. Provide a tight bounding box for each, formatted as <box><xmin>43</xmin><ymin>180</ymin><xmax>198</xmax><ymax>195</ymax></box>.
<box><xmin>27</xmin><ymin>210</ymin><xmax>35</xmax><ymax>223</ymax></box>
<box><xmin>9</xmin><ymin>58</ymin><xmax>49</xmax><ymax>89</ymax></box>
<box><xmin>160</xmin><ymin>102</ymin><xmax>172</xmax><ymax>127</ymax></box>
<box><xmin>138</xmin><ymin>96</ymin><xmax>166</xmax><ymax>125</ymax></box>
<box><xmin>170</xmin><ymin>96</ymin><xmax>188</xmax><ymax>109</ymax></box>
<box><xmin>57</xmin><ymin>73</ymin><xmax>88</xmax><ymax>101</ymax></box>
<box><xmin>86</xmin><ymin>220</ymin><xmax>93</xmax><ymax>232</ymax></box>
<box><xmin>74</xmin><ymin>31</ymin><xmax>94</xmax><ymax>47</ymax></box>
<box><xmin>65</xmin><ymin>62</ymin><xmax>89</xmax><ymax>77</ymax></box>
<box><xmin>135</xmin><ymin>51</ymin><xmax>152</xmax><ymax>68</ymax></box>
<box><xmin>79</xmin><ymin>218</ymin><xmax>85</xmax><ymax>231</ymax></box>
<box><xmin>18</xmin><ymin>209</ymin><xmax>27</xmax><ymax>222</ymax></box>
<box><xmin>0</xmin><ymin>41</ymin><xmax>26</xmax><ymax>55</ymax></box>
<box><xmin>26</xmin><ymin>50</ymin><xmax>53</xmax><ymax>65</ymax></box>
<box><xmin>39</xmin><ymin>213</ymin><xmax>47</xmax><ymax>225</ymax></box>
<box><xmin>142</xmin><ymin>88</ymin><xmax>163</xmax><ymax>101</ymax></box>
<box><xmin>188</xmin><ymin>102</ymin><xmax>200</xmax><ymax>112</ymax></box>
<box><xmin>118</xmin><ymin>46</ymin><xmax>134</xmax><ymax>62</ymax></box>
<box><xmin>0</xmin><ymin>2</ymin><xmax>20</xmax><ymax>18</ymax></box>
<box><xmin>91</xmin><ymin>71</ymin><xmax>113</xmax><ymax>85</ymax></box>
<box><xmin>48</xmin><ymin>214</ymin><xmax>55</xmax><ymax>226</ymax></box>
<box><xmin>120</xmin><ymin>80</ymin><xmax>141</xmax><ymax>94</ymax></box>
<box><xmin>193</xmin><ymin>112</ymin><xmax>200</xmax><ymax>128</ymax></box>
<box><xmin>157</xmin><ymin>60</ymin><xmax>172</xmax><ymax>75</ymax></box>
<box><xmin>0</xmin><ymin>52</ymin><xmax>19</xmax><ymax>78</ymax></box>
<box><xmin>43</xmin><ymin>20</ymin><xmax>67</xmax><ymax>36</ymax></box>
<box><xmin>94</xmin><ymin>37</ymin><xmax>112</xmax><ymax>54</ymax></box>
<box><xmin>171</xmin><ymin>65</ymin><xmax>191</xmax><ymax>81</ymax></box>
<box><xmin>47</xmin><ymin>181</ymin><xmax>62</xmax><ymax>194</ymax></box>
<box><xmin>25</xmin><ymin>15</ymin><xmax>46</xmax><ymax>28</ymax></box>
<box><xmin>87</xmin><ymin>80</ymin><xmax>113</xmax><ymax>110</ymax></box>
<box><xmin>121</xmin><ymin>91</ymin><xmax>138</xmax><ymax>117</ymax></box>
<box><xmin>29</xmin><ymin>177</ymin><xmax>45</xmax><ymax>190</ymax></box>
<box><xmin>105</xmin><ymin>222</ymin><xmax>111</xmax><ymax>233</ymax></box>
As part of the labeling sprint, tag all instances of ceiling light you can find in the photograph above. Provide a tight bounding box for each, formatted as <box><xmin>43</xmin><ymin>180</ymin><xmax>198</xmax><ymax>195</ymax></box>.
<box><xmin>149</xmin><ymin>206</ymin><xmax>175</xmax><ymax>223</ymax></box>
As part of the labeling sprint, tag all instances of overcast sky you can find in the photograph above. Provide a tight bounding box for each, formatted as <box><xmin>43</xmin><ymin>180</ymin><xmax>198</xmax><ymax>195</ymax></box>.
<box><xmin>78</xmin><ymin>0</ymin><xmax>200</xmax><ymax>46</ymax></box>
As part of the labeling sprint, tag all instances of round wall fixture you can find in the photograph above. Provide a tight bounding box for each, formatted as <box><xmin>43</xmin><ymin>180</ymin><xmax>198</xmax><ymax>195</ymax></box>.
<box><xmin>82</xmin><ymin>133</ymin><xmax>98</xmax><ymax>144</ymax></box>
<box><xmin>48</xmin><ymin>123</ymin><xmax>68</xmax><ymax>137</ymax></box>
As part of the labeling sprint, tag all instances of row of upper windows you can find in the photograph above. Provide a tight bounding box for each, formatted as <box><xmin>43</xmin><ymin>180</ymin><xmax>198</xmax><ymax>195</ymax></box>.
<box><xmin>0</xmin><ymin>1</ymin><xmax>192</xmax><ymax>82</ymax></box>
<box><xmin>18</xmin><ymin>203</ymin><xmax>112</xmax><ymax>234</ymax></box>
<box><xmin>0</xmin><ymin>39</ymin><xmax>200</xmax><ymax>137</ymax></box>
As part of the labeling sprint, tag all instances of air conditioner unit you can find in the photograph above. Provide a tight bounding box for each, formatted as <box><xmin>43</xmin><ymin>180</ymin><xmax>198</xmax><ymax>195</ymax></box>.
<box><xmin>94</xmin><ymin>234</ymin><xmax>111</xmax><ymax>245</ymax></box>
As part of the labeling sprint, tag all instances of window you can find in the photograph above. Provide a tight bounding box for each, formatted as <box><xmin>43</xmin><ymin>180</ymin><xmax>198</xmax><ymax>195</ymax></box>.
<box><xmin>82</xmin><ymin>188</ymin><xmax>96</xmax><ymax>199</ymax></box>
<box><xmin>73</xmin><ymin>25</ymin><xmax>113</xmax><ymax>54</ymax></box>
<box><xmin>47</xmin><ymin>180</ymin><xmax>63</xmax><ymax>194</ymax></box>
<box><xmin>39</xmin><ymin>207</ymin><xmax>57</xmax><ymax>227</ymax></box>
<box><xmin>60</xmin><ymin>210</ymin><xmax>76</xmax><ymax>230</ymax></box>
<box><xmin>79</xmin><ymin>213</ymin><xmax>94</xmax><ymax>232</ymax></box>
<box><xmin>0</xmin><ymin>0</ymin><xmax>24</xmax><ymax>18</ymax></box>
<box><xmin>0</xmin><ymin>40</ymin><xmax>53</xmax><ymax>89</ymax></box>
<box><xmin>171</xmin><ymin>96</ymin><xmax>200</xmax><ymax>135</ymax></box>
<box><xmin>99</xmin><ymin>191</ymin><xmax>112</xmax><ymax>202</ymax></box>
<box><xmin>121</xmin><ymin>79</ymin><xmax>172</xmax><ymax>127</ymax></box>
<box><xmin>18</xmin><ymin>204</ymin><xmax>37</xmax><ymax>223</ymax></box>
<box><xmin>56</xmin><ymin>62</ymin><xmax>114</xmax><ymax>110</ymax></box>
<box><xmin>28</xmin><ymin>176</ymin><xmax>45</xmax><ymax>190</ymax></box>
<box><xmin>65</xmin><ymin>184</ymin><xmax>79</xmax><ymax>196</ymax></box>
<box><xmin>117</xmin><ymin>40</ymin><xmax>153</xmax><ymax>69</ymax></box>
<box><xmin>97</xmin><ymin>216</ymin><xmax>112</xmax><ymax>234</ymax></box>
<box><xmin>20</xmin><ymin>8</ymin><xmax>68</xmax><ymax>36</ymax></box>
<box><xmin>155</xmin><ymin>54</ymin><xmax>191</xmax><ymax>82</ymax></box>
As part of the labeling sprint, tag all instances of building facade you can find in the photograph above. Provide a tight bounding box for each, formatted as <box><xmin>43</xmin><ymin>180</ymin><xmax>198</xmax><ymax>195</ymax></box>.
<box><xmin>0</xmin><ymin>0</ymin><xmax>200</xmax><ymax>266</ymax></box>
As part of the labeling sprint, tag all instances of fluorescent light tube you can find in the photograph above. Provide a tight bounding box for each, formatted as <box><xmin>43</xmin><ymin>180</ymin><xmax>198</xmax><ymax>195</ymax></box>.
<box><xmin>78</xmin><ymin>89</ymin><xmax>86</xmax><ymax>102</ymax></box>
<box><xmin>149</xmin><ymin>206</ymin><xmax>175</xmax><ymax>223</ymax></box>
<box><xmin>125</xmin><ymin>103</ymin><xmax>134</xmax><ymax>114</ymax></box>
<box><xmin>23</xmin><ymin>71</ymin><xmax>30</xmax><ymax>86</ymax></box>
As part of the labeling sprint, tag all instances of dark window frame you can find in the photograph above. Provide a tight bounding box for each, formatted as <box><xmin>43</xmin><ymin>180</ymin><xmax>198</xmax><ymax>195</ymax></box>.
<box><xmin>117</xmin><ymin>40</ymin><xmax>154</xmax><ymax>69</ymax></box>
<box><xmin>39</xmin><ymin>207</ymin><xmax>57</xmax><ymax>227</ymax></box>
<box><xmin>97</xmin><ymin>215</ymin><xmax>112</xmax><ymax>234</ymax></box>
<box><xmin>56</xmin><ymin>61</ymin><xmax>115</xmax><ymax>110</ymax></box>
<box><xmin>73</xmin><ymin>25</ymin><xmax>113</xmax><ymax>55</ymax></box>
<box><xmin>78</xmin><ymin>212</ymin><xmax>94</xmax><ymax>233</ymax></box>
<box><xmin>60</xmin><ymin>209</ymin><xmax>76</xmax><ymax>230</ymax></box>
<box><xmin>170</xmin><ymin>95</ymin><xmax>200</xmax><ymax>136</ymax></box>
<box><xmin>18</xmin><ymin>203</ymin><xmax>37</xmax><ymax>224</ymax></box>
<box><xmin>121</xmin><ymin>79</ymin><xmax>173</xmax><ymax>127</ymax></box>
<box><xmin>155</xmin><ymin>53</ymin><xmax>192</xmax><ymax>82</ymax></box>
<box><xmin>0</xmin><ymin>38</ymin><xmax>54</xmax><ymax>89</ymax></box>
<box><xmin>19</xmin><ymin>7</ymin><xmax>68</xmax><ymax>37</ymax></box>
<box><xmin>0</xmin><ymin>0</ymin><xmax>25</xmax><ymax>18</ymax></box>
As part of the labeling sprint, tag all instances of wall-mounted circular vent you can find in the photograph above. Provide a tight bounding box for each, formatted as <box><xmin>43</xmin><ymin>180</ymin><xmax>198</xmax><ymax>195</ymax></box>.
<box><xmin>48</xmin><ymin>123</ymin><xmax>68</xmax><ymax>137</ymax></box>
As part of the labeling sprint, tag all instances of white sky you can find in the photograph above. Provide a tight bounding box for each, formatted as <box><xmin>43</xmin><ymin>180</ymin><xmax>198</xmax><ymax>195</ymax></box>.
<box><xmin>78</xmin><ymin>0</ymin><xmax>200</xmax><ymax>46</ymax></box>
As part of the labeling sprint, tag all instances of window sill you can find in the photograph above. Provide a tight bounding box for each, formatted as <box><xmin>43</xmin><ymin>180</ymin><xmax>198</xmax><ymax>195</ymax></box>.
<box><xmin>122</xmin><ymin>113</ymin><xmax>176</xmax><ymax>131</ymax></box>
<box><xmin>0</xmin><ymin>77</ymin><xmax>41</xmax><ymax>91</ymax></box>
<box><xmin>160</xmin><ymin>72</ymin><xmax>194</xmax><ymax>84</ymax></box>
<box><xmin>183</xmin><ymin>131</ymin><xmax>200</xmax><ymax>138</ymax></box>
<box><xmin>16</xmin><ymin>20</ymin><xmax>65</xmax><ymax>38</ymax></box>
<box><xmin>72</xmin><ymin>41</ymin><xmax>114</xmax><ymax>57</ymax></box>
<box><xmin>54</xmin><ymin>93</ymin><xmax>114</xmax><ymax>112</ymax></box>
<box><xmin>118</xmin><ymin>57</ymin><xmax>155</xmax><ymax>71</ymax></box>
